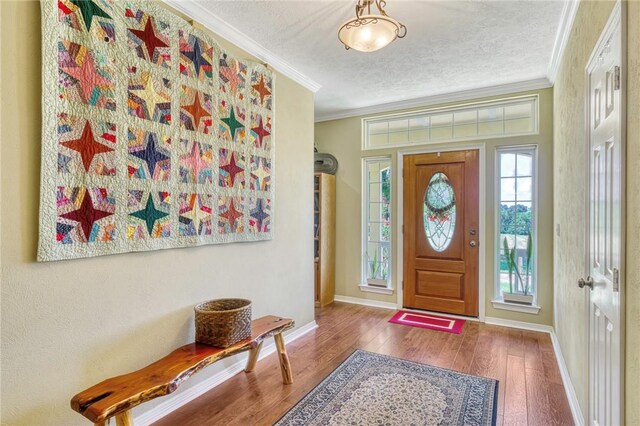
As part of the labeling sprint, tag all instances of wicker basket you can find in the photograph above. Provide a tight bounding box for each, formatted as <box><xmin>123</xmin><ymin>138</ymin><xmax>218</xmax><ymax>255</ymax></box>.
<box><xmin>195</xmin><ymin>299</ymin><xmax>252</xmax><ymax>347</ymax></box>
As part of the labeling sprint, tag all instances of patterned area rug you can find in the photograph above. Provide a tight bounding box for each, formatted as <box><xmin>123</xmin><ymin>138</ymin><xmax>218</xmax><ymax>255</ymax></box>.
<box><xmin>276</xmin><ymin>350</ymin><xmax>497</xmax><ymax>426</ymax></box>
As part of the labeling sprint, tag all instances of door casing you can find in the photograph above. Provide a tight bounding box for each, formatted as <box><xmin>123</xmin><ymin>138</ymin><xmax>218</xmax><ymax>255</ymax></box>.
<box><xmin>396</xmin><ymin>144</ymin><xmax>486</xmax><ymax>320</ymax></box>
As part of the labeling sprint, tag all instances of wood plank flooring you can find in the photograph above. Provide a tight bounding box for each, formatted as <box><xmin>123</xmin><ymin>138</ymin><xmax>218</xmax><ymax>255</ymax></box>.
<box><xmin>154</xmin><ymin>303</ymin><xmax>574</xmax><ymax>426</ymax></box>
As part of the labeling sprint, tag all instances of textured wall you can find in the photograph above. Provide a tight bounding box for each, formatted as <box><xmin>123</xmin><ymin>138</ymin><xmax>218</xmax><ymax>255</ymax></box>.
<box><xmin>315</xmin><ymin>89</ymin><xmax>555</xmax><ymax>325</ymax></box>
<box><xmin>552</xmin><ymin>0</ymin><xmax>617</xmax><ymax>419</ymax></box>
<box><xmin>0</xmin><ymin>1</ymin><xmax>315</xmax><ymax>425</ymax></box>
<box><xmin>624</xmin><ymin>2</ymin><xmax>640</xmax><ymax>424</ymax></box>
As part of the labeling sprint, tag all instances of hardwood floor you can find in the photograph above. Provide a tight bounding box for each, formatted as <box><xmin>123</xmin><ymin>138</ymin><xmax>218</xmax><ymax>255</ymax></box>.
<box><xmin>154</xmin><ymin>302</ymin><xmax>574</xmax><ymax>426</ymax></box>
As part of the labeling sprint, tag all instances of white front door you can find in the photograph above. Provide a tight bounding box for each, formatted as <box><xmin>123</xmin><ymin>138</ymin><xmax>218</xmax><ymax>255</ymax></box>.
<box><xmin>585</xmin><ymin>3</ymin><xmax>625</xmax><ymax>425</ymax></box>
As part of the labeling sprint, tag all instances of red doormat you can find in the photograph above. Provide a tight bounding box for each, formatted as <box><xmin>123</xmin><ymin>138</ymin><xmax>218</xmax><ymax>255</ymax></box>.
<box><xmin>388</xmin><ymin>310</ymin><xmax>465</xmax><ymax>334</ymax></box>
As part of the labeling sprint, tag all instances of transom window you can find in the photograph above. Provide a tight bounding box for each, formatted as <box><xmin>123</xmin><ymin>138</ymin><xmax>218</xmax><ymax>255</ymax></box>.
<box><xmin>363</xmin><ymin>95</ymin><xmax>538</xmax><ymax>150</ymax></box>
<box><xmin>495</xmin><ymin>146</ymin><xmax>538</xmax><ymax>306</ymax></box>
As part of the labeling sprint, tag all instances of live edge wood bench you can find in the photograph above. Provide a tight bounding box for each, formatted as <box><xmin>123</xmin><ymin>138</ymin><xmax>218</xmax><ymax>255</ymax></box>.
<box><xmin>71</xmin><ymin>316</ymin><xmax>294</xmax><ymax>426</ymax></box>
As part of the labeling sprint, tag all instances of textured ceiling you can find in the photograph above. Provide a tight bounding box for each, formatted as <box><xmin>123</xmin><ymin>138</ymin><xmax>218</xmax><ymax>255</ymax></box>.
<box><xmin>201</xmin><ymin>1</ymin><xmax>565</xmax><ymax>120</ymax></box>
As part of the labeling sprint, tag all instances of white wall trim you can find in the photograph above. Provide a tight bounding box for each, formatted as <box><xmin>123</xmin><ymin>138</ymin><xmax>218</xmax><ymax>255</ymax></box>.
<box><xmin>333</xmin><ymin>295</ymin><xmax>398</xmax><ymax>310</ymax></box>
<box><xmin>396</xmin><ymin>144</ymin><xmax>487</xmax><ymax>321</ymax></box>
<box><xmin>315</xmin><ymin>78</ymin><xmax>551</xmax><ymax>122</ymax></box>
<box><xmin>547</xmin><ymin>0</ymin><xmax>581</xmax><ymax>84</ymax></box>
<box><xmin>162</xmin><ymin>0</ymin><xmax>321</xmax><ymax>93</ymax></box>
<box><xmin>491</xmin><ymin>300</ymin><xmax>542</xmax><ymax>315</ymax></box>
<box><xmin>550</xmin><ymin>332</ymin><xmax>586</xmax><ymax>425</ymax></box>
<box><xmin>483</xmin><ymin>316</ymin><xmax>584</xmax><ymax>425</ymax></box>
<box><xmin>484</xmin><ymin>316</ymin><xmax>553</xmax><ymax>334</ymax></box>
<box><xmin>134</xmin><ymin>320</ymin><xmax>319</xmax><ymax>426</ymax></box>
<box><xmin>358</xmin><ymin>284</ymin><xmax>395</xmax><ymax>295</ymax></box>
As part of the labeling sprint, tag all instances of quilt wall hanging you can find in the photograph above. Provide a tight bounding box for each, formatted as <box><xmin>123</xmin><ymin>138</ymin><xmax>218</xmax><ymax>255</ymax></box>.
<box><xmin>38</xmin><ymin>0</ymin><xmax>275</xmax><ymax>261</ymax></box>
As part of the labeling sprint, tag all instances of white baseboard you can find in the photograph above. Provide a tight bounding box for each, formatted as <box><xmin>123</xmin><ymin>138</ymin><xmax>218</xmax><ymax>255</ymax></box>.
<box><xmin>550</xmin><ymin>332</ymin><xmax>585</xmax><ymax>425</ymax></box>
<box><xmin>333</xmin><ymin>294</ymin><xmax>398</xmax><ymax>310</ymax></box>
<box><xmin>483</xmin><ymin>316</ymin><xmax>583</xmax><ymax>425</ymax></box>
<box><xmin>134</xmin><ymin>320</ymin><xmax>319</xmax><ymax>426</ymax></box>
<box><xmin>483</xmin><ymin>316</ymin><xmax>554</xmax><ymax>334</ymax></box>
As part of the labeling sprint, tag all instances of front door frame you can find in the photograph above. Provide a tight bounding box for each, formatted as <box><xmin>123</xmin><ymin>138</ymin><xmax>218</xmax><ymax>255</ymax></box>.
<box><xmin>396</xmin><ymin>143</ymin><xmax>486</xmax><ymax>320</ymax></box>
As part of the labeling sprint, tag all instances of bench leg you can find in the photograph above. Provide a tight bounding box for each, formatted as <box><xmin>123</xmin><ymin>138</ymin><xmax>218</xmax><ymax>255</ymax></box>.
<box><xmin>115</xmin><ymin>411</ymin><xmax>133</xmax><ymax>426</ymax></box>
<box><xmin>274</xmin><ymin>333</ymin><xmax>293</xmax><ymax>385</ymax></box>
<box><xmin>245</xmin><ymin>341</ymin><xmax>263</xmax><ymax>373</ymax></box>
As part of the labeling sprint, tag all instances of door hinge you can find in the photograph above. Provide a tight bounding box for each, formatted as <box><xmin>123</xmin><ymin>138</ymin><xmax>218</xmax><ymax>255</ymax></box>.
<box><xmin>614</xmin><ymin>66</ymin><xmax>621</xmax><ymax>91</ymax></box>
<box><xmin>613</xmin><ymin>268</ymin><xmax>620</xmax><ymax>292</ymax></box>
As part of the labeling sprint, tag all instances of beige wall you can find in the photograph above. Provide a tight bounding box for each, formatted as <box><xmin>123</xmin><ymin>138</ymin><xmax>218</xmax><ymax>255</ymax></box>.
<box><xmin>625</xmin><ymin>3</ymin><xmax>640</xmax><ymax>424</ymax></box>
<box><xmin>553</xmin><ymin>0</ymin><xmax>640</xmax><ymax>423</ymax></box>
<box><xmin>0</xmin><ymin>1</ymin><xmax>315</xmax><ymax>425</ymax></box>
<box><xmin>315</xmin><ymin>88</ymin><xmax>554</xmax><ymax>325</ymax></box>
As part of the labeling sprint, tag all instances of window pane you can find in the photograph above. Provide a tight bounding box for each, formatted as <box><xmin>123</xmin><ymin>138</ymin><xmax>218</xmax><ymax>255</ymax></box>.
<box><xmin>454</xmin><ymin>110</ymin><xmax>477</xmax><ymax>126</ymax></box>
<box><xmin>515</xmin><ymin>202</ymin><xmax>532</xmax><ymax>235</ymax></box>
<box><xmin>500</xmin><ymin>153</ymin><xmax>516</xmax><ymax>177</ymax></box>
<box><xmin>478</xmin><ymin>107</ymin><xmax>504</xmax><ymax>122</ymax></box>
<box><xmin>431</xmin><ymin>126</ymin><xmax>452</xmax><ymax>140</ymax></box>
<box><xmin>479</xmin><ymin>121</ymin><xmax>503</xmax><ymax>136</ymax></box>
<box><xmin>501</xmin><ymin>178</ymin><xmax>516</xmax><ymax>201</ymax></box>
<box><xmin>516</xmin><ymin>153</ymin><xmax>533</xmax><ymax>176</ymax></box>
<box><xmin>504</xmin><ymin>103</ymin><xmax>532</xmax><ymax>120</ymax></box>
<box><xmin>409</xmin><ymin>116</ymin><xmax>429</xmax><ymax>130</ymax></box>
<box><xmin>368</xmin><ymin>133</ymin><xmax>388</xmax><ymax>147</ymax></box>
<box><xmin>409</xmin><ymin>129</ymin><xmax>429</xmax><ymax>143</ymax></box>
<box><xmin>368</xmin><ymin>121</ymin><xmax>388</xmax><ymax>135</ymax></box>
<box><xmin>500</xmin><ymin>202</ymin><xmax>517</xmax><ymax>235</ymax></box>
<box><xmin>454</xmin><ymin>123</ymin><xmax>477</xmax><ymax>138</ymax></box>
<box><xmin>388</xmin><ymin>119</ymin><xmax>408</xmax><ymax>132</ymax></box>
<box><xmin>431</xmin><ymin>113</ymin><xmax>453</xmax><ymax>127</ymax></box>
<box><xmin>505</xmin><ymin>118</ymin><xmax>533</xmax><ymax>133</ymax></box>
<box><xmin>389</xmin><ymin>130</ymin><xmax>408</xmax><ymax>145</ymax></box>
<box><xmin>516</xmin><ymin>177</ymin><xmax>532</xmax><ymax>201</ymax></box>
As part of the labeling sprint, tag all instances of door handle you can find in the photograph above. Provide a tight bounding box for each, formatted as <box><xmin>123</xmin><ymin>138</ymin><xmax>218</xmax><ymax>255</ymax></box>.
<box><xmin>578</xmin><ymin>276</ymin><xmax>594</xmax><ymax>290</ymax></box>
<box><xmin>469</xmin><ymin>240</ymin><xmax>477</xmax><ymax>248</ymax></box>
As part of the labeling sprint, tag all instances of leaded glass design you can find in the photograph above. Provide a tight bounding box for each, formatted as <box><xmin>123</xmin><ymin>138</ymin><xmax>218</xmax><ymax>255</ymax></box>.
<box><xmin>423</xmin><ymin>172</ymin><xmax>456</xmax><ymax>252</ymax></box>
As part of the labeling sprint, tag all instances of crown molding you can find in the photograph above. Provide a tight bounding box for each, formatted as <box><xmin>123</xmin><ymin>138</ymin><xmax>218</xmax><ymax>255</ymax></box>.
<box><xmin>314</xmin><ymin>77</ymin><xmax>552</xmax><ymax>122</ymax></box>
<box><xmin>162</xmin><ymin>0</ymin><xmax>322</xmax><ymax>93</ymax></box>
<box><xmin>547</xmin><ymin>0</ymin><xmax>581</xmax><ymax>84</ymax></box>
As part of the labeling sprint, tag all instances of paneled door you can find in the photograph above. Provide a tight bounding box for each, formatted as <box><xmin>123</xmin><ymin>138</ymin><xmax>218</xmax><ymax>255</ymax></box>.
<box><xmin>403</xmin><ymin>150</ymin><xmax>479</xmax><ymax>316</ymax></box>
<box><xmin>583</xmin><ymin>3</ymin><xmax>624</xmax><ymax>425</ymax></box>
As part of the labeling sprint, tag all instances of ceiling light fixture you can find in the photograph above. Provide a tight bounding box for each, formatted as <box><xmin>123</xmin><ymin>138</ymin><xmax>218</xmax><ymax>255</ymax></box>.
<box><xmin>338</xmin><ymin>0</ymin><xmax>407</xmax><ymax>53</ymax></box>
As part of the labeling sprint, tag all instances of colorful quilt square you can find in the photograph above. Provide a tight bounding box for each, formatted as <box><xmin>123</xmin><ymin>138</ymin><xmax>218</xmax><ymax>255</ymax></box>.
<box><xmin>250</xmin><ymin>70</ymin><xmax>272</xmax><ymax>110</ymax></box>
<box><xmin>56</xmin><ymin>186</ymin><xmax>116</xmax><ymax>243</ymax></box>
<box><xmin>250</xmin><ymin>156</ymin><xmax>271</xmax><ymax>192</ymax></box>
<box><xmin>127</xmin><ymin>190</ymin><xmax>170</xmax><ymax>239</ymax></box>
<box><xmin>179</xmin><ymin>30</ymin><xmax>214</xmax><ymax>83</ymax></box>
<box><xmin>58</xmin><ymin>39</ymin><xmax>116</xmax><ymax>110</ymax></box>
<box><xmin>58</xmin><ymin>0</ymin><xmax>115</xmax><ymax>43</ymax></box>
<box><xmin>219</xmin><ymin>52</ymin><xmax>247</xmax><ymax>102</ymax></box>
<box><xmin>180</xmin><ymin>85</ymin><xmax>213</xmax><ymax>134</ymax></box>
<box><xmin>218</xmin><ymin>99</ymin><xmax>246</xmax><ymax>144</ymax></box>
<box><xmin>126</xmin><ymin>9</ymin><xmax>170</xmax><ymax>68</ymax></box>
<box><xmin>128</xmin><ymin>67</ymin><xmax>171</xmax><ymax>124</ymax></box>
<box><xmin>58</xmin><ymin>113</ymin><xmax>116</xmax><ymax>175</ymax></box>
<box><xmin>179</xmin><ymin>139</ymin><xmax>213</xmax><ymax>184</ymax></box>
<box><xmin>127</xmin><ymin>128</ymin><xmax>171</xmax><ymax>181</ymax></box>
<box><xmin>248</xmin><ymin>197</ymin><xmax>271</xmax><ymax>233</ymax></box>
<box><xmin>218</xmin><ymin>148</ymin><xmax>245</xmax><ymax>189</ymax></box>
<box><xmin>250</xmin><ymin>112</ymin><xmax>272</xmax><ymax>150</ymax></box>
<box><xmin>218</xmin><ymin>195</ymin><xmax>244</xmax><ymax>234</ymax></box>
<box><xmin>178</xmin><ymin>193</ymin><xmax>212</xmax><ymax>236</ymax></box>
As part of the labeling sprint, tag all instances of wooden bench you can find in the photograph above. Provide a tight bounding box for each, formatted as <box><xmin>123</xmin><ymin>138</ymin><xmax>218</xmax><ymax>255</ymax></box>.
<box><xmin>71</xmin><ymin>316</ymin><xmax>295</xmax><ymax>426</ymax></box>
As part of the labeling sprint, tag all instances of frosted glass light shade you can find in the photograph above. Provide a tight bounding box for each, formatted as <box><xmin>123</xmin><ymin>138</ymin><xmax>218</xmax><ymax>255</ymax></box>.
<box><xmin>338</xmin><ymin>15</ymin><xmax>402</xmax><ymax>52</ymax></box>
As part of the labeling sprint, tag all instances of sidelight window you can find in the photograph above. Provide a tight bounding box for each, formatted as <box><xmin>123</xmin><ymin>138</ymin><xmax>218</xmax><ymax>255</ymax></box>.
<box><xmin>495</xmin><ymin>146</ymin><xmax>538</xmax><ymax>309</ymax></box>
<box><xmin>362</xmin><ymin>157</ymin><xmax>392</xmax><ymax>290</ymax></box>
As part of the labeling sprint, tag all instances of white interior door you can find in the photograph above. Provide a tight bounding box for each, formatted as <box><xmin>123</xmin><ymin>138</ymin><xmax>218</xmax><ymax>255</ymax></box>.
<box><xmin>585</xmin><ymin>3</ymin><xmax>624</xmax><ymax>425</ymax></box>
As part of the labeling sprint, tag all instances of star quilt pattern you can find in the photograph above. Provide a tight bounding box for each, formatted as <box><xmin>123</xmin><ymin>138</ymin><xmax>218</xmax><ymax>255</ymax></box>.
<box><xmin>39</xmin><ymin>0</ymin><xmax>274</xmax><ymax>261</ymax></box>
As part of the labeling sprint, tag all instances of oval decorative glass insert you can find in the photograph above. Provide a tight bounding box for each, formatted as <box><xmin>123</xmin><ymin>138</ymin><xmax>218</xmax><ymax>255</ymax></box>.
<box><xmin>423</xmin><ymin>172</ymin><xmax>456</xmax><ymax>252</ymax></box>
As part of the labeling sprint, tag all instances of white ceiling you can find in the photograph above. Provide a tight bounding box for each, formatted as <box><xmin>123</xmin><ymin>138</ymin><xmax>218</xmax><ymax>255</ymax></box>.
<box><xmin>191</xmin><ymin>1</ymin><xmax>567</xmax><ymax>121</ymax></box>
